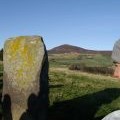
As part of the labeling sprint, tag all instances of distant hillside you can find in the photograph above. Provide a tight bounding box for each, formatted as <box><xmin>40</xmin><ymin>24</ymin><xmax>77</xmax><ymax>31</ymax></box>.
<box><xmin>48</xmin><ymin>44</ymin><xmax>112</xmax><ymax>55</ymax></box>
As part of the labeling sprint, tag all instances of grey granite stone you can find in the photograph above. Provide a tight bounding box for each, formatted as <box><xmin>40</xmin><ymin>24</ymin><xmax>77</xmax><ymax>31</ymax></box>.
<box><xmin>2</xmin><ymin>36</ymin><xmax>49</xmax><ymax>120</ymax></box>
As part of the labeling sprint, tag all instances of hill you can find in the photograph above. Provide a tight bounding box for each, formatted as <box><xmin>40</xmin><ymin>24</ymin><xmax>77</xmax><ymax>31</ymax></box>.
<box><xmin>48</xmin><ymin>44</ymin><xmax>112</xmax><ymax>55</ymax></box>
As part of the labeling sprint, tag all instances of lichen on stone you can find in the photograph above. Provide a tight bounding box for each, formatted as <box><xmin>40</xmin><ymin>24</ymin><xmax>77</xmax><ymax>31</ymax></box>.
<box><xmin>4</xmin><ymin>36</ymin><xmax>44</xmax><ymax>90</ymax></box>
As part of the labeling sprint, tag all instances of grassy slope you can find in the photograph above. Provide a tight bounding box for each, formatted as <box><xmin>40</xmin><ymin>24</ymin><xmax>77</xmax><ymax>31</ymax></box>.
<box><xmin>49</xmin><ymin>68</ymin><xmax>120</xmax><ymax>120</ymax></box>
<box><xmin>48</xmin><ymin>53</ymin><xmax>119</xmax><ymax>120</ymax></box>
<box><xmin>0</xmin><ymin>53</ymin><xmax>118</xmax><ymax>120</ymax></box>
<box><xmin>49</xmin><ymin>53</ymin><xmax>113</xmax><ymax>68</ymax></box>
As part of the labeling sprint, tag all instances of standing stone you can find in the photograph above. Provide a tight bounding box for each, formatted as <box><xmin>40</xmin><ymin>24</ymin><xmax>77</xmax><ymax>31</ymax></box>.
<box><xmin>2</xmin><ymin>36</ymin><xmax>49</xmax><ymax>120</ymax></box>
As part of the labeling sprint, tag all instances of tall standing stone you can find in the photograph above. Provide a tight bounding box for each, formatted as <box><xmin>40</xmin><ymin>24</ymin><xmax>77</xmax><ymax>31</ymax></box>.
<box><xmin>2</xmin><ymin>36</ymin><xmax>49</xmax><ymax>120</ymax></box>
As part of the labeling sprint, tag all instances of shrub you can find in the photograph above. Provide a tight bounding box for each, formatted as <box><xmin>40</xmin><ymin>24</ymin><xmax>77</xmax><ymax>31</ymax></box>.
<box><xmin>84</xmin><ymin>67</ymin><xmax>114</xmax><ymax>75</ymax></box>
<box><xmin>69</xmin><ymin>64</ymin><xmax>114</xmax><ymax>75</ymax></box>
<box><xmin>69</xmin><ymin>63</ymin><xmax>85</xmax><ymax>71</ymax></box>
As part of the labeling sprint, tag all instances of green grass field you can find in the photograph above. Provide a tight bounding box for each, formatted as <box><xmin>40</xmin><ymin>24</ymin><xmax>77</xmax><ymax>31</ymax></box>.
<box><xmin>49</xmin><ymin>53</ymin><xmax>113</xmax><ymax>68</ymax></box>
<box><xmin>48</xmin><ymin>68</ymin><xmax>120</xmax><ymax>120</ymax></box>
<box><xmin>48</xmin><ymin>53</ymin><xmax>120</xmax><ymax>120</ymax></box>
<box><xmin>0</xmin><ymin>53</ymin><xmax>119</xmax><ymax>120</ymax></box>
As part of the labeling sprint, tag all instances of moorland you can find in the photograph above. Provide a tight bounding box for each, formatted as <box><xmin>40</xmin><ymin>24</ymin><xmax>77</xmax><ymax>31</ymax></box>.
<box><xmin>0</xmin><ymin>45</ymin><xmax>120</xmax><ymax>120</ymax></box>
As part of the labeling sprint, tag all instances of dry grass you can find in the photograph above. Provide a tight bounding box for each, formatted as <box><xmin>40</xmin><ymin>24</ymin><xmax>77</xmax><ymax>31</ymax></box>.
<box><xmin>50</xmin><ymin>67</ymin><xmax>118</xmax><ymax>82</ymax></box>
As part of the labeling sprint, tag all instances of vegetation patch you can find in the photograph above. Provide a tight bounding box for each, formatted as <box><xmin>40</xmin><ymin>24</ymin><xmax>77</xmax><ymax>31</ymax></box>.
<box><xmin>49</xmin><ymin>53</ymin><xmax>113</xmax><ymax>68</ymax></box>
<box><xmin>69</xmin><ymin>64</ymin><xmax>114</xmax><ymax>75</ymax></box>
<box><xmin>49</xmin><ymin>69</ymin><xmax>120</xmax><ymax>120</ymax></box>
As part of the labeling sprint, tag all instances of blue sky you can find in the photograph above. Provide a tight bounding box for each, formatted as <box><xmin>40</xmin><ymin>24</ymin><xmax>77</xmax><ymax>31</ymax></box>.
<box><xmin>0</xmin><ymin>0</ymin><xmax>120</xmax><ymax>50</ymax></box>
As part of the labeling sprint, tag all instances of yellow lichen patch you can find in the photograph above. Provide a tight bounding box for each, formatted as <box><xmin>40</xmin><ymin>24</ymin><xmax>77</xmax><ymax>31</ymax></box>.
<box><xmin>14</xmin><ymin>44</ymin><xmax>36</xmax><ymax>88</ymax></box>
<box><xmin>16</xmin><ymin>69</ymin><xmax>23</xmax><ymax>78</ymax></box>
<box><xmin>10</xmin><ymin>37</ymin><xmax>24</xmax><ymax>51</ymax></box>
<box><xmin>21</xmin><ymin>44</ymin><xmax>34</xmax><ymax>66</ymax></box>
<box><xmin>6</xmin><ymin>37</ymin><xmax>25</xmax><ymax>61</ymax></box>
<box><xmin>10</xmin><ymin>39</ymin><xmax>21</xmax><ymax>52</ymax></box>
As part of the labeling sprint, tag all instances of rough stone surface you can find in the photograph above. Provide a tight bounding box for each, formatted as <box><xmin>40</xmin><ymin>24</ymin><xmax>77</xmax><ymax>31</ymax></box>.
<box><xmin>2</xmin><ymin>36</ymin><xmax>49</xmax><ymax>120</ymax></box>
<box><xmin>102</xmin><ymin>110</ymin><xmax>120</xmax><ymax>120</ymax></box>
<box><xmin>112</xmin><ymin>39</ymin><xmax>120</xmax><ymax>63</ymax></box>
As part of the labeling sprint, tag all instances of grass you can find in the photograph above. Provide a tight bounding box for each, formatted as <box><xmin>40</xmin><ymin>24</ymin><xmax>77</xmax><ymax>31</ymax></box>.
<box><xmin>49</xmin><ymin>53</ymin><xmax>113</xmax><ymax>68</ymax></box>
<box><xmin>49</xmin><ymin>68</ymin><xmax>120</xmax><ymax>120</ymax></box>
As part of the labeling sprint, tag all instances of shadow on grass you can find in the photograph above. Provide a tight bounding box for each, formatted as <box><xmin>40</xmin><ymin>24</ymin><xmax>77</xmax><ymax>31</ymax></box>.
<box><xmin>49</xmin><ymin>88</ymin><xmax>120</xmax><ymax>120</ymax></box>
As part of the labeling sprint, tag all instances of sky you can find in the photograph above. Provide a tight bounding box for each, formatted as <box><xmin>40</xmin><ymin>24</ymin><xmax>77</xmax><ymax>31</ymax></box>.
<box><xmin>0</xmin><ymin>0</ymin><xmax>120</xmax><ymax>50</ymax></box>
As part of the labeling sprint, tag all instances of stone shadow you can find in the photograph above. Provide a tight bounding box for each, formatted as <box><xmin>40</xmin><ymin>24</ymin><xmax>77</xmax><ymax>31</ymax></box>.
<box><xmin>0</xmin><ymin>80</ymin><xmax>3</xmax><ymax>90</ymax></box>
<box><xmin>2</xmin><ymin>94</ymin><xmax>12</xmax><ymax>120</ymax></box>
<box><xmin>49</xmin><ymin>88</ymin><xmax>120</xmax><ymax>120</ymax></box>
<box><xmin>0</xmin><ymin>73</ymin><xmax>3</xmax><ymax>77</ymax></box>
